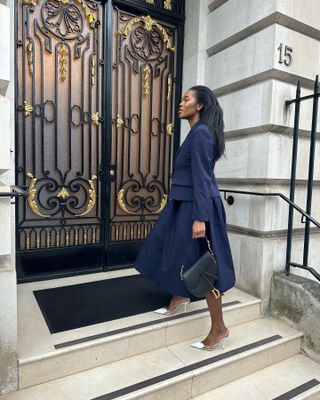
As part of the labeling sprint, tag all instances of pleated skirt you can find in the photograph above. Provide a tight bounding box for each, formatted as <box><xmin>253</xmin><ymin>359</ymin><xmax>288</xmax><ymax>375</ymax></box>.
<box><xmin>134</xmin><ymin>198</ymin><xmax>236</xmax><ymax>298</ymax></box>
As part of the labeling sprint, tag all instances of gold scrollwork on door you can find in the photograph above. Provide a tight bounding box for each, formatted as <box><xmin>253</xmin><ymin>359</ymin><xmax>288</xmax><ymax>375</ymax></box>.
<box><xmin>118</xmin><ymin>15</ymin><xmax>175</xmax><ymax>52</ymax></box>
<box><xmin>78</xmin><ymin>175</ymin><xmax>97</xmax><ymax>216</ymax></box>
<box><xmin>157</xmin><ymin>194</ymin><xmax>168</xmax><ymax>213</ymax></box>
<box><xmin>117</xmin><ymin>189</ymin><xmax>168</xmax><ymax>215</ymax></box>
<box><xmin>117</xmin><ymin>189</ymin><xmax>135</xmax><ymax>215</ymax></box>
<box><xmin>26</xmin><ymin>173</ymin><xmax>50</xmax><ymax>218</ymax></box>
<box><xmin>23</xmin><ymin>0</ymin><xmax>97</xmax><ymax>27</ymax></box>
<box><xmin>26</xmin><ymin>173</ymin><xmax>97</xmax><ymax>218</ymax></box>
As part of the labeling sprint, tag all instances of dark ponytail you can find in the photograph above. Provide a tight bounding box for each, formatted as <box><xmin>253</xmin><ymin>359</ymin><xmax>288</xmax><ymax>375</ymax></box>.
<box><xmin>190</xmin><ymin>85</ymin><xmax>225</xmax><ymax>161</ymax></box>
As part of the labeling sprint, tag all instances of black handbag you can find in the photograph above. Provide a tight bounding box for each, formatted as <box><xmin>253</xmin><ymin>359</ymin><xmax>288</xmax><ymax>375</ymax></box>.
<box><xmin>180</xmin><ymin>237</ymin><xmax>220</xmax><ymax>299</ymax></box>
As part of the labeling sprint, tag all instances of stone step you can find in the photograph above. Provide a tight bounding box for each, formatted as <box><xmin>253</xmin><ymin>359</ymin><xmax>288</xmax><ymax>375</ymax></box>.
<box><xmin>1</xmin><ymin>317</ymin><xmax>302</xmax><ymax>400</ymax></box>
<box><xmin>18</xmin><ymin>277</ymin><xmax>261</xmax><ymax>389</ymax></box>
<box><xmin>193</xmin><ymin>354</ymin><xmax>320</xmax><ymax>400</ymax></box>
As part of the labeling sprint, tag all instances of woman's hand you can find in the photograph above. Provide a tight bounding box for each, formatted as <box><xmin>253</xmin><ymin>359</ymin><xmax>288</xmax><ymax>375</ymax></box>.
<box><xmin>192</xmin><ymin>220</ymin><xmax>206</xmax><ymax>239</ymax></box>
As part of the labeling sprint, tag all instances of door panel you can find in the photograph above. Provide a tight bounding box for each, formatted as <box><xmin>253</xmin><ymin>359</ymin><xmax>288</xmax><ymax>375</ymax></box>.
<box><xmin>106</xmin><ymin>5</ymin><xmax>180</xmax><ymax>265</ymax></box>
<box><xmin>16</xmin><ymin>0</ymin><xmax>104</xmax><ymax>280</ymax></box>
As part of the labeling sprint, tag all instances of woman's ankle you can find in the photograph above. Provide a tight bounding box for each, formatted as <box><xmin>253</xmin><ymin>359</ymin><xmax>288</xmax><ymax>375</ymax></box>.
<box><xmin>209</xmin><ymin>327</ymin><xmax>229</xmax><ymax>337</ymax></box>
<box><xmin>171</xmin><ymin>295</ymin><xmax>189</xmax><ymax>302</ymax></box>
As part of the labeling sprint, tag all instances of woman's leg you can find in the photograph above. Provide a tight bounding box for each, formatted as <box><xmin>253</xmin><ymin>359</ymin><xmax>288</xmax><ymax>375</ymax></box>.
<box><xmin>202</xmin><ymin>291</ymin><xmax>229</xmax><ymax>347</ymax></box>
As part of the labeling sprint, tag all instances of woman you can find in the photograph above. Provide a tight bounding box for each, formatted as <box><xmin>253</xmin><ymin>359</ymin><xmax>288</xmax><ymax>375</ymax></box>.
<box><xmin>135</xmin><ymin>86</ymin><xmax>235</xmax><ymax>350</ymax></box>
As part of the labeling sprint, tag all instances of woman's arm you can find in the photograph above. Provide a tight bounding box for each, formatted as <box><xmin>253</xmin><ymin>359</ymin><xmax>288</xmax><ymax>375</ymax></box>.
<box><xmin>190</xmin><ymin>128</ymin><xmax>214</xmax><ymax>223</ymax></box>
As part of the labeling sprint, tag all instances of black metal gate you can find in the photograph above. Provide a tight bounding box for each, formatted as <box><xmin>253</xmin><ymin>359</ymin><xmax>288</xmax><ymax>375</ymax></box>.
<box><xmin>15</xmin><ymin>0</ymin><xmax>185</xmax><ymax>281</ymax></box>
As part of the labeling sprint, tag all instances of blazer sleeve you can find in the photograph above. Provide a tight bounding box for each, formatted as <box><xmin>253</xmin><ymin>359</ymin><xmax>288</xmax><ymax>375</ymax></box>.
<box><xmin>190</xmin><ymin>129</ymin><xmax>214</xmax><ymax>221</ymax></box>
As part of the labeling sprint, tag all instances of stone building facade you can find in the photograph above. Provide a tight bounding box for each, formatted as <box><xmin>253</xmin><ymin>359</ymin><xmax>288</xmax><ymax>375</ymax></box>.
<box><xmin>0</xmin><ymin>0</ymin><xmax>319</xmax><ymax>394</ymax></box>
<box><xmin>182</xmin><ymin>0</ymin><xmax>320</xmax><ymax>310</ymax></box>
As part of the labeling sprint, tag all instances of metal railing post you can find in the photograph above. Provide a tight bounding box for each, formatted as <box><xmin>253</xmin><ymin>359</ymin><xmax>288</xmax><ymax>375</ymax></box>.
<box><xmin>303</xmin><ymin>75</ymin><xmax>319</xmax><ymax>266</ymax></box>
<box><xmin>285</xmin><ymin>81</ymin><xmax>301</xmax><ymax>276</ymax></box>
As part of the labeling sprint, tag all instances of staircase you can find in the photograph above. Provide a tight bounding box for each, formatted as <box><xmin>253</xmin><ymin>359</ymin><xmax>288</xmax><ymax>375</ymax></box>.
<box><xmin>2</xmin><ymin>270</ymin><xmax>320</xmax><ymax>400</ymax></box>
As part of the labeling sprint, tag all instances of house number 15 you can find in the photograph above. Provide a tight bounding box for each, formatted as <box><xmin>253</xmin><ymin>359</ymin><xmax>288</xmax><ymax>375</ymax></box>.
<box><xmin>278</xmin><ymin>43</ymin><xmax>293</xmax><ymax>66</ymax></box>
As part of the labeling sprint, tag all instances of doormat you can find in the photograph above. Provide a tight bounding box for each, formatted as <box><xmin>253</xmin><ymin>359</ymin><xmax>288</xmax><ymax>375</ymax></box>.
<box><xmin>34</xmin><ymin>275</ymin><xmax>172</xmax><ymax>334</ymax></box>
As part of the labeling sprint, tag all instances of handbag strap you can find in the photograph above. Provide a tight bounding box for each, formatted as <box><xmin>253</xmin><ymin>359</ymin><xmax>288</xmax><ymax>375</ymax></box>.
<box><xmin>204</xmin><ymin>236</ymin><xmax>214</xmax><ymax>257</ymax></box>
<box><xmin>182</xmin><ymin>236</ymin><xmax>215</xmax><ymax>265</ymax></box>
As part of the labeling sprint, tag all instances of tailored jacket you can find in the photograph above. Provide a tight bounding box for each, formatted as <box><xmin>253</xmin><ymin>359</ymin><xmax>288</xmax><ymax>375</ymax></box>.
<box><xmin>169</xmin><ymin>120</ymin><xmax>220</xmax><ymax>222</ymax></box>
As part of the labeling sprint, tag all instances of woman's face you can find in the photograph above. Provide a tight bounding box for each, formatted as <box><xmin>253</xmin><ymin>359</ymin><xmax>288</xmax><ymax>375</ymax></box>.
<box><xmin>178</xmin><ymin>90</ymin><xmax>201</xmax><ymax>119</ymax></box>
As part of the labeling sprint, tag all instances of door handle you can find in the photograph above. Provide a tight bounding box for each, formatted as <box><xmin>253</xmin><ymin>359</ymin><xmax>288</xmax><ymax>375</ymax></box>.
<box><xmin>109</xmin><ymin>165</ymin><xmax>116</xmax><ymax>181</ymax></box>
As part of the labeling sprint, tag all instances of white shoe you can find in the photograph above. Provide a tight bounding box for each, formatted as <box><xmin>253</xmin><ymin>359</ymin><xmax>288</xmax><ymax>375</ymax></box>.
<box><xmin>154</xmin><ymin>307</ymin><xmax>168</xmax><ymax>315</ymax></box>
<box><xmin>191</xmin><ymin>337</ymin><xmax>228</xmax><ymax>351</ymax></box>
<box><xmin>154</xmin><ymin>300</ymin><xmax>190</xmax><ymax>316</ymax></box>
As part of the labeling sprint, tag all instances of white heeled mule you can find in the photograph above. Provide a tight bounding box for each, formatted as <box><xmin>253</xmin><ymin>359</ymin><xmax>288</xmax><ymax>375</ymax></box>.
<box><xmin>191</xmin><ymin>336</ymin><xmax>228</xmax><ymax>351</ymax></box>
<box><xmin>154</xmin><ymin>300</ymin><xmax>190</xmax><ymax>316</ymax></box>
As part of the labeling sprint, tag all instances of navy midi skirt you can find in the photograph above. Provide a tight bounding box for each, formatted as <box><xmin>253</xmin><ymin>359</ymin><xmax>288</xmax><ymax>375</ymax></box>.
<box><xmin>135</xmin><ymin>198</ymin><xmax>235</xmax><ymax>298</ymax></box>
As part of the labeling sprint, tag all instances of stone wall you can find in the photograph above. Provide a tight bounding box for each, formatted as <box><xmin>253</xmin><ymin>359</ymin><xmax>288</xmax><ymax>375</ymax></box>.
<box><xmin>271</xmin><ymin>273</ymin><xmax>320</xmax><ymax>363</ymax></box>
<box><xmin>183</xmin><ymin>0</ymin><xmax>320</xmax><ymax>311</ymax></box>
<box><xmin>0</xmin><ymin>0</ymin><xmax>18</xmax><ymax>394</ymax></box>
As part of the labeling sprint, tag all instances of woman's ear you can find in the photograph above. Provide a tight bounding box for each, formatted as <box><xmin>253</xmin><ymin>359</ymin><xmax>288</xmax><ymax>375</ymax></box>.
<box><xmin>197</xmin><ymin>103</ymin><xmax>204</xmax><ymax>111</ymax></box>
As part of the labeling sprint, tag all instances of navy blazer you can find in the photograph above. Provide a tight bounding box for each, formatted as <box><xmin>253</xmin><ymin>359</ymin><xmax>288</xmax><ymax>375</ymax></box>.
<box><xmin>169</xmin><ymin>121</ymin><xmax>220</xmax><ymax>222</ymax></box>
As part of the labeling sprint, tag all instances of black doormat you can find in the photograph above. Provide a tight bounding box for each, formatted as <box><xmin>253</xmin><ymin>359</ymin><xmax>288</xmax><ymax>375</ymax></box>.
<box><xmin>34</xmin><ymin>275</ymin><xmax>172</xmax><ymax>334</ymax></box>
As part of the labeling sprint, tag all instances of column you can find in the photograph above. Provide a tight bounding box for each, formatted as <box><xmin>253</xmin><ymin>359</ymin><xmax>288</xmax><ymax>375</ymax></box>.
<box><xmin>0</xmin><ymin>0</ymin><xmax>18</xmax><ymax>394</ymax></box>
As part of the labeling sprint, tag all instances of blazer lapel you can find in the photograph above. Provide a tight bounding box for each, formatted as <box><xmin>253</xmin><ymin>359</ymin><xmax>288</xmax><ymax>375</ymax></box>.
<box><xmin>176</xmin><ymin>121</ymin><xmax>202</xmax><ymax>156</ymax></box>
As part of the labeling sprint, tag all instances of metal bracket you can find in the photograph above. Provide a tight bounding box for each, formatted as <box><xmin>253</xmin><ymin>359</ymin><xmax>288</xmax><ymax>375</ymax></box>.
<box><xmin>0</xmin><ymin>185</ymin><xmax>28</xmax><ymax>198</ymax></box>
<box><xmin>223</xmin><ymin>191</ymin><xmax>234</xmax><ymax>205</ymax></box>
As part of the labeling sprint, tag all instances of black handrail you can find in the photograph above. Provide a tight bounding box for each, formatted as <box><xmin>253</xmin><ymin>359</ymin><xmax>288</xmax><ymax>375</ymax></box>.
<box><xmin>0</xmin><ymin>185</ymin><xmax>28</xmax><ymax>198</ymax></box>
<box><xmin>219</xmin><ymin>189</ymin><xmax>320</xmax><ymax>229</ymax></box>
<box><xmin>219</xmin><ymin>188</ymin><xmax>320</xmax><ymax>282</ymax></box>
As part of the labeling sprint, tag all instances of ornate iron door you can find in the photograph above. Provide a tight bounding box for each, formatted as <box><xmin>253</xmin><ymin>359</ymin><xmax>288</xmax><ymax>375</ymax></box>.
<box><xmin>106</xmin><ymin>3</ymin><xmax>183</xmax><ymax>265</ymax></box>
<box><xmin>16</xmin><ymin>0</ymin><xmax>185</xmax><ymax>279</ymax></box>
<box><xmin>16</xmin><ymin>0</ymin><xmax>104</xmax><ymax>280</ymax></box>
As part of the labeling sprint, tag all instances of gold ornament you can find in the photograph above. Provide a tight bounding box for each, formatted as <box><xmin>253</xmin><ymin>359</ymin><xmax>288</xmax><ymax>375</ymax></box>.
<box><xmin>164</xmin><ymin>0</ymin><xmax>172</xmax><ymax>10</ymax></box>
<box><xmin>117</xmin><ymin>189</ymin><xmax>168</xmax><ymax>214</ymax></box>
<box><xmin>24</xmin><ymin>0</ymin><xmax>98</xmax><ymax>27</ymax></box>
<box><xmin>22</xmin><ymin>0</ymin><xmax>40</xmax><ymax>6</ymax></box>
<box><xmin>166</xmin><ymin>123</ymin><xmax>173</xmax><ymax>135</ymax></box>
<box><xmin>91</xmin><ymin>112</ymin><xmax>100</xmax><ymax>126</ymax></box>
<box><xmin>27</xmin><ymin>41</ymin><xmax>33</xmax><ymax>76</ymax></box>
<box><xmin>57</xmin><ymin>187</ymin><xmax>70</xmax><ymax>200</ymax></box>
<box><xmin>58</xmin><ymin>43</ymin><xmax>68</xmax><ymax>81</ymax></box>
<box><xmin>24</xmin><ymin>101</ymin><xmax>33</xmax><ymax>117</ymax></box>
<box><xmin>78</xmin><ymin>175</ymin><xmax>97</xmax><ymax>216</ymax></box>
<box><xmin>167</xmin><ymin>73</ymin><xmax>173</xmax><ymax>100</ymax></box>
<box><xmin>143</xmin><ymin>64</ymin><xmax>151</xmax><ymax>97</ymax></box>
<box><xmin>26</xmin><ymin>173</ymin><xmax>50</xmax><ymax>218</ymax></box>
<box><xmin>116</xmin><ymin>114</ymin><xmax>124</xmax><ymax>128</ymax></box>
<box><xmin>118</xmin><ymin>15</ymin><xmax>175</xmax><ymax>52</ymax></box>
<box><xmin>91</xmin><ymin>57</ymin><xmax>96</xmax><ymax>86</ymax></box>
